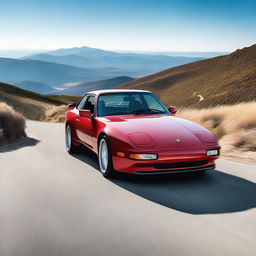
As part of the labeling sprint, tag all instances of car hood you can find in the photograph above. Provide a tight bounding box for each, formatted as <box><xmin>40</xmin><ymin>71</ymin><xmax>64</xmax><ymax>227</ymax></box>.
<box><xmin>100</xmin><ymin>115</ymin><xmax>218</xmax><ymax>149</ymax></box>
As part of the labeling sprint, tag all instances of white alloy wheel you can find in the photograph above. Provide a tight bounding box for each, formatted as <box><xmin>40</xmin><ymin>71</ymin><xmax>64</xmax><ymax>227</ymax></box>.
<box><xmin>65</xmin><ymin>125</ymin><xmax>72</xmax><ymax>152</ymax></box>
<box><xmin>99</xmin><ymin>138</ymin><xmax>109</xmax><ymax>174</ymax></box>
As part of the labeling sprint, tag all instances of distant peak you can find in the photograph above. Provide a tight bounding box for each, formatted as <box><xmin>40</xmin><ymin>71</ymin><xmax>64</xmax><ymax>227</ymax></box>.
<box><xmin>58</xmin><ymin>45</ymin><xmax>97</xmax><ymax>50</ymax></box>
<box><xmin>72</xmin><ymin>46</ymin><xmax>91</xmax><ymax>49</ymax></box>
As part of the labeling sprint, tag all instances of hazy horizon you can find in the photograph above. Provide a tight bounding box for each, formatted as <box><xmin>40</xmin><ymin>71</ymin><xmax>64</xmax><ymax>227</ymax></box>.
<box><xmin>0</xmin><ymin>46</ymin><xmax>230</xmax><ymax>58</ymax></box>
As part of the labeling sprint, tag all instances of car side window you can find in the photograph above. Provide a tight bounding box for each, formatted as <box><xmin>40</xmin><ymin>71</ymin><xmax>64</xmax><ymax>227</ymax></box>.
<box><xmin>77</xmin><ymin>95</ymin><xmax>88</xmax><ymax>109</ymax></box>
<box><xmin>83</xmin><ymin>96</ymin><xmax>95</xmax><ymax>112</ymax></box>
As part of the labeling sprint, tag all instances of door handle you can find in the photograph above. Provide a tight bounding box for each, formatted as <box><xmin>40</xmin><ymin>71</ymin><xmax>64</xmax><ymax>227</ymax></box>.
<box><xmin>76</xmin><ymin>118</ymin><xmax>80</xmax><ymax>122</ymax></box>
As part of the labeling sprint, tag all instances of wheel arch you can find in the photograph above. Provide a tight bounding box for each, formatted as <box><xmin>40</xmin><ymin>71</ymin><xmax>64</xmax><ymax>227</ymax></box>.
<box><xmin>97</xmin><ymin>132</ymin><xmax>107</xmax><ymax>149</ymax></box>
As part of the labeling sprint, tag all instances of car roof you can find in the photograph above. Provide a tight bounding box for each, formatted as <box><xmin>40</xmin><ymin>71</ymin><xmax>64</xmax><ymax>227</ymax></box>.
<box><xmin>87</xmin><ymin>89</ymin><xmax>151</xmax><ymax>96</ymax></box>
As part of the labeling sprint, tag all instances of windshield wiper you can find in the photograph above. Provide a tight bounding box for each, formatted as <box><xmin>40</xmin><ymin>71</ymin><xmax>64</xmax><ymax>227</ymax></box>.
<box><xmin>133</xmin><ymin>108</ymin><xmax>163</xmax><ymax>115</ymax></box>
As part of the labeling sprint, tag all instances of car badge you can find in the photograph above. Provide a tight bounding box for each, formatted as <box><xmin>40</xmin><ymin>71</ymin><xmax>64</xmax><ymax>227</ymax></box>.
<box><xmin>176</xmin><ymin>139</ymin><xmax>181</xmax><ymax>143</ymax></box>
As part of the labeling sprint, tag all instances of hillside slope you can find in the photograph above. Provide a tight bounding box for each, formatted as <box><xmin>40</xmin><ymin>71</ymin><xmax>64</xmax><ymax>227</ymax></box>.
<box><xmin>0</xmin><ymin>82</ymin><xmax>79</xmax><ymax>120</ymax></box>
<box><xmin>118</xmin><ymin>44</ymin><xmax>256</xmax><ymax>108</ymax></box>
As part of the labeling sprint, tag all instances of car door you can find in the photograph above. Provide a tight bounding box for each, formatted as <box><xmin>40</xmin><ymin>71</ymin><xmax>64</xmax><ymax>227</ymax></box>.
<box><xmin>74</xmin><ymin>94</ymin><xmax>88</xmax><ymax>137</ymax></box>
<box><xmin>76</xmin><ymin>95</ymin><xmax>96</xmax><ymax>149</ymax></box>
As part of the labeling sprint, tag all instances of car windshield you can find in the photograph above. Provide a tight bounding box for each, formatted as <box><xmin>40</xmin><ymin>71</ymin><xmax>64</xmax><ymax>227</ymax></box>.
<box><xmin>97</xmin><ymin>92</ymin><xmax>169</xmax><ymax>117</ymax></box>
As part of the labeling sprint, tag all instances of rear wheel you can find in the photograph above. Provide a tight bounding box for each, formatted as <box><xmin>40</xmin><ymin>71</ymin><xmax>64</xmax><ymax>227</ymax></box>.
<box><xmin>65</xmin><ymin>124</ymin><xmax>77</xmax><ymax>154</ymax></box>
<box><xmin>98</xmin><ymin>136</ymin><xmax>115</xmax><ymax>178</ymax></box>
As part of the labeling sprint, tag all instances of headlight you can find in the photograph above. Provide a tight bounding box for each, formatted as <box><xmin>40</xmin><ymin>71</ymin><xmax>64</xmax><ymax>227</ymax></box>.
<box><xmin>206</xmin><ymin>149</ymin><xmax>219</xmax><ymax>156</ymax></box>
<box><xmin>129</xmin><ymin>153</ymin><xmax>158</xmax><ymax>160</ymax></box>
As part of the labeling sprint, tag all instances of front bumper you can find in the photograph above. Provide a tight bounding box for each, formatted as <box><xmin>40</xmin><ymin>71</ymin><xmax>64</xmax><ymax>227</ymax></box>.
<box><xmin>112</xmin><ymin>147</ymin><xmax>219</xmax><ymax>174</ymax></box>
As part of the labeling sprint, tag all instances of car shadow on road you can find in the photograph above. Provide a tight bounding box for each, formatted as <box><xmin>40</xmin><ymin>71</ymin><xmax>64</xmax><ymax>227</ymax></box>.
<box><xmin>72</xmin><ymin>149</ymin><xmax>256</xmax><ymax>215</ymax></box>
<box><xmin>0</xmin><ymin>136</ymin><xmax>40</xmax><ymax>153</ymax></box>
<box><xmin>112</xmin><ymin>171</ymin><xmax>256</xmax><ymax>214</ymax></box>
<box><xmin>72</xmin><ymin>146</ymin><xmax>100</xmax><ymax>170</ymax></box>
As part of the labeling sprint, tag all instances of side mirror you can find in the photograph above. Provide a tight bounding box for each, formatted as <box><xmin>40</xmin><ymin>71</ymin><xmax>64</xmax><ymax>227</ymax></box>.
<box><xmin>79</xmin><ymin>109</ymin><xmax>92</xmax><ymax>118</ymax></box>
<box><xmin>168</xmin><ymin>106</ymin><xmax>177</xmax><ymax>115</ymax></box>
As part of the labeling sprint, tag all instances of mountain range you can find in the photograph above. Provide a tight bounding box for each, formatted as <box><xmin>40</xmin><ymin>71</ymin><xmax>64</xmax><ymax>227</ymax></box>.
<box><xmin>0</xmin><ymin>45</ymin><xmax>204</xmax><ymax>95</ymax></box>
<box><xmin>118</xmin><ymin>44</ymin><xmax>256</xmax><ymax>108</ymax></box>
<box><xmin>53</xmin><ymin>76</ymin><xmax>134</xmax><ymax>96</ymax></box>
<box><xmin>27</xmin><ymin>46</ymin><xmax>203</xmax><ymax>72</ymax></box>
<box><xmin>13</xmin><ymin>81</ymin><xmax>54</xmax><ymax>94</ymax></box>
<box><xmin>1</xmin><ymin>44</ymin><xmax>255</xmax><ymax>123</ymax></box>
<box><xmin>0</xmin><ymin>57</ymin><xmax>135</xmax><ymax>87</ymax></box>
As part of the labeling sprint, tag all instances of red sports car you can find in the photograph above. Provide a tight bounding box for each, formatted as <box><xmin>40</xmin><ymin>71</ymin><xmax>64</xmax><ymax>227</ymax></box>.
<box><xmin>65</xmin><ymin>89</ymin><xmax>220</xmax><ymax>177</ymax></box>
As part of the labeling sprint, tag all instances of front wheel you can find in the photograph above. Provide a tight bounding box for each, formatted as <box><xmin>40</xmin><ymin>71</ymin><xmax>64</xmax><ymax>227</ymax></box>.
<box><xmin>98</xmin><ymin>136</ymin><xmax>115</xmax><ymax>178</ymax></box>
<box><xmin>65</xmin><ymin>124</ymin><xmax>77</xmax><ymax>154</ymax></box>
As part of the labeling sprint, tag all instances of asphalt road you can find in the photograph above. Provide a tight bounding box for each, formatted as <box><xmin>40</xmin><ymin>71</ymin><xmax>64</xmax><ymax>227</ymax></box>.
<box><xmin>0</xmin><ymin>121</ymin><xmax>256</xmax><ymax>256</ymax></box>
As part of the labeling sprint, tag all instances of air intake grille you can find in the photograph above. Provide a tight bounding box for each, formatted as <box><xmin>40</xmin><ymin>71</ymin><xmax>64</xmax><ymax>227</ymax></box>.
<box><xmin>154</xmin><ymin>161</ymin><xmax>208</xmax><ymax>169</ymax></box>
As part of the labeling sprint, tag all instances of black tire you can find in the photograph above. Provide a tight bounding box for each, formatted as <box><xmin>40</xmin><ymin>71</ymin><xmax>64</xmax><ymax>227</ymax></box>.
<box><xmin>98</xmin><ymin>135</ymin><xmax>115</xmax><ymax>178</ymax></box>
<box><xmin>65</xmin><ymin>124</ymin><xmax>78</xmax><ymax>154</ymax></box>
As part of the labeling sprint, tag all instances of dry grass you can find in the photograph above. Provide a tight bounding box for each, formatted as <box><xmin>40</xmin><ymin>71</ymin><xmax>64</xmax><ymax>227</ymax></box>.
<box><xmin>0</xmin><ymin>102</ymin><xmax>26</xmax><ymax>144</ymax></box>
<box><xmin>178</xmin><ymin>102</ymin><xmax>256</xmax><ymax>163</ymax></box>
<box><xmin>0</xmin><ymin>82</ymin><xmax>79</xmax><ymax>121</ymax></box>
<box><xmin>43</xmin><ymin>105</ymin><xmax>67</xmax><ymax>123</ymax></box>
<box><xmin>44</xmin><ymin>102</ymin><xmax>256</xmax><ymax>163</ymax></box>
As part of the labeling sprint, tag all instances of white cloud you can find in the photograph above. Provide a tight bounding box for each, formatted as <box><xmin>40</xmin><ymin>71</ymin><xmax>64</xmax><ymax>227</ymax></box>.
<box><xmin>63</xmin><ymin>82</ymin><xmax>81</xmax><ymax>87</ymax></box>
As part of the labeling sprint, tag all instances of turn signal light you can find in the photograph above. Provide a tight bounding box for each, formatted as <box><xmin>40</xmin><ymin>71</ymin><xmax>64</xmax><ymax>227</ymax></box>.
<box><xmin>129</xmin><ymin>153</ymin><xmax>158</xmax><ymax>160</ymax></box>
<box><xmin>117</xmin><ymin>152</ymin><xmax>125</xmax><ymax>157</ymax></box>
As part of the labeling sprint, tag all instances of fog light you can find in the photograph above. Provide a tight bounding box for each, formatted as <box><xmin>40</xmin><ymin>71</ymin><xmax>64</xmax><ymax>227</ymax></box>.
<box><xmin>206</xmin><ymin>149</ymin><xmax>219</xmax><ymax>156</ymax></box>
<box><xmin>129</xmin><ymin>153</ymin><xmax>158</xmax><ymax>160</ymax></box>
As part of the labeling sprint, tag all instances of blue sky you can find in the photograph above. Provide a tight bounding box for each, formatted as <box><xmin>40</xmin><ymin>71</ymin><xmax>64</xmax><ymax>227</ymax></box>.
<box><xmin>0</xmin><ymin>0</ymin><xmax>255</xmax><ymax>52</ymax></box>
